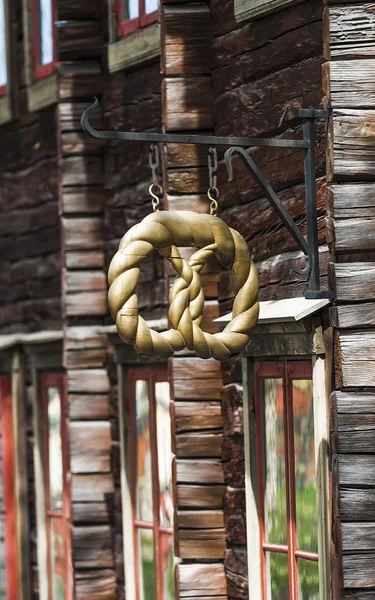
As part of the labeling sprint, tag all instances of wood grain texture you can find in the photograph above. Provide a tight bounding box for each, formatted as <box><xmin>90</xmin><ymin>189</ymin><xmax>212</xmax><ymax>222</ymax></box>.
<box><xmin>329</xmin><ymin>109</ymin><xmax>375</xmax><ymax>180</ymax></box>
<box><xmin>71</xmin><ymin>474</ymin><xmax>114</xmax><ymax>503</ymax></box>
<box><xmin>177</xmin><ymin>510</ymin><xmax>224</xmax><ymax>529</ymax></box>
<box><xmin>70</xmin><ymin>422</ymin><xmax>111</xmax><ymax>473</ymax></box>
<box><xmin>330</xmin><ymin>263</ymin><xmax>375</xmax><ymax>302</ymax></box>
<box><xmin>162</xmin><ymin>78</ymin><xmax>213</xmax><ymax>130</ymax></box>
<box><xmin>330</xmin><ymin>304</ymin><xmax>375</xmax><ymax>328</ymax></box>
<box><xmin>327</xmin><ymin>183</ymin><xmax>375</xmax><ymax>218</ymax></box>
<box><xmin>336</xmin><ymin>331</ymin><xmax>375</xmax><ymax>388</ymax></box>
<box><xmin>177</xmin><ymin>563</ymin><xmax>227</xmax><ymax>597</ymax></box>
<box><xmin>177</xmin><ymin>485</ymin><xmax>225</xmax><ymax>509</ymax></box>
<box><xmin>174</xmin><ymin>401</ymin><xmax>223</xmax><ymax>432</ymax></box>
<box><xmin>176</xmin><ymin>459</ymin><xmax>225</xmax><ymax>484</ymax></box>
<box><xmin>327</xmin><ymin>4</ymin><xmax>375</xmax><ymax>60</ymax></box>
<box><xmin>73</xmin><ymin>526</ymin><xmax>114</xmax><ymax>568</ymax></box>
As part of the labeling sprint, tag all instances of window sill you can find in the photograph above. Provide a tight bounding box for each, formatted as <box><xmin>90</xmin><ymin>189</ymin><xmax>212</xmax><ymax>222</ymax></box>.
<box><xmin>26</xmin><ymin>72</ymin><xmax>58</xmax><ymax>113</ymax></box>
<box><xmin>107</xmin><ymin>22</ymin><xmax>160</xmax><ymax>73</ymax></box>
<box><xmin>234</xmin><ymin>0</ymin><xmax>304</xmax><ymax>22</ymax></box>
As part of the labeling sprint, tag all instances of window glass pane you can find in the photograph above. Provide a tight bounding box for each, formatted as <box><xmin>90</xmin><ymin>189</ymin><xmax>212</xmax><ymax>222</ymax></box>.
<box><xmin>38</xmin><ymin>0</ymin><xmax>54</xmax><ymax>65</ymax></box>
<box><xmin>47</xmin><ymin>387</ymin><xmax>63</xmax><ymax>512</ymax></box>
<box><xmin>293</xmin><ymin>379</ymin><xmax>318</xmax><ymax>554</ymax></box>
<box><xmin>145</xmin><ymin>0</ymin><xmax>158</xmax><ymax>15</ymax></box>
<box><xmin>262</xmin><ymin>378</ymin><xmax>287</xmax><ymax>545</ymax></box>
<box><xmin>160</xmin><ymin>532</ymin><xmax>174</xmax><ymax>600</ymax></box>
<box><xmin>155</xmin><ymin>381</ymin><xmax>173</xmax><ymax>528</ymax></box>
<box><xmin>138</xmin><ymin>528</ymin><xmax>156</xmax><ymax>600</ymax></box>
<box><xmin>50</xmin><ymin>517</ymin><xmax>65</xmax><ymax>600</ymax></box>
<box><xmin>0</xmin><ymin>0</ymin><xmax>7</xmax><ymax>88</ymax></box>
<box><xmin>267</xmin><ymin>552</ymin><xmax>289</xmax><ymax>600</ymax></box>
<box><xmin>0</xmin><ymin>439</ymin><xmax>5</xmax><ymax>599</ymax></box>
<box><xmin>298</xmin><ymin>559</ymin><xmax>319</xmax><ymax>600</ymax></box>
<box><xmin>135</xmin><ymin>380</ymin><xmax>153</xmax><ymax>522</ymax></box>
<box><xmin>123</xmin><ymin>0</ymin><xmax>140</xmax><ymax>20</ymax></box>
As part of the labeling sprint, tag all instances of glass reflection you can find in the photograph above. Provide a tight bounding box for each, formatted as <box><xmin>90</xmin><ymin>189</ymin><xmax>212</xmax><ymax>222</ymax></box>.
<box><xmin>293</xmin><ymin>379</ymin><xmax>318</xmax><ymax>555</ymax></box>
<box><xmin>298</xmin><ymin>559</ymin><xmax>319</xmax><ymax>600</ymax></box>
<box><xmin>145</xmin><ymin>0</ymin><xmax>158</xmax><ymax>14</ymax></box>
<box><xmin>135</xmin><ymin>380</ymin><xmax>153</xmax><ymax>522</ymax></box>
<box><xmin>267</xmin><ymin>552</ymin><xmax>289</xmax><ymax>600</ymax></box>
<box><xmin>47</xmin><ymin>387</ymin><xmax>63</xmax><ymax>512</ymax></box>
<box><xmin>155</xmin><ymin>381</ymin><xmax>173</xmax><ymax>528</ymax></box>
<box><xmin>38</xmin><ymin>0</ymin><xmax>54</xmax><ymax>65</ymax></box>
<box><xmin>0</xmin><ymin>0</ymin><xmax>7</xmax><ymax>88</ymax></box>
<box><xmin>0</xmin><ymin>440</ymin><xmax>5</xmax><ymax>599</ymax></box>
<box><xmin>262</xmin><ymin>379</ymin><xmax>287</xmax><ymax>546</ymax></box>
<box><xmin>50</xmin><ymin>517</ymin><xmax>65</xmax><ymax>600</ymax></box>
<box><xmin>160</xmin><ymin>533</ymin><xmax>174</xmax><ymax>600</ymax></box>
<box><xmin>138</xmin><ymin>529</ymin><xmax>156</xmax><ymax>600</ymax></box>
<box><xmin>123</xmin><ymin>0</ymin><xmax>140</xmax><ymax>20</ymax></box>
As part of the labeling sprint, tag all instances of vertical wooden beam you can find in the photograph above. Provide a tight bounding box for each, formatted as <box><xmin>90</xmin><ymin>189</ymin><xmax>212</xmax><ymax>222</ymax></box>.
<box><xmin>11</xmin><ymin>352</ymin><xmax>31</xmax><ymax>600</ymax></box>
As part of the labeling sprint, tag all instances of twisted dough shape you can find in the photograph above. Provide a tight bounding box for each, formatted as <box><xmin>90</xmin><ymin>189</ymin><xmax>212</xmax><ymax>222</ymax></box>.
<box><xmin>108</xmin><ymin>211</ymin><xmax>259</xmax><ymax>360</ymax></box>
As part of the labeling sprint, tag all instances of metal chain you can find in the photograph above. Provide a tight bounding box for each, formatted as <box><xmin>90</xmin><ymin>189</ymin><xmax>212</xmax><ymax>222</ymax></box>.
<box><xmin>208</xmin><ymin>147</ymin><xmax>219</xmax><ymax>216</ymax></box>
<box><xmin>149</xmin><ymin>144</ymin><xmax>163</xmax><ymax>212</ymax></box>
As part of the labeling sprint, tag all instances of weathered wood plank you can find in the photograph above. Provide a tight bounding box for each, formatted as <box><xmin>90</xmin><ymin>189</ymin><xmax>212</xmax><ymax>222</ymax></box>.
<box><xmin>62</xmin><ymin>218</ymin><xmax>104</xmax><ymax>251</ymax></box>
<box><xmin>342</xmin><ymin>554</ymin><xmax>375</xmax><ymax>588</ymax></box>
<box><xmin>65</xmin><ymin>291</ymin><xmax>108</xmax><ymax>317</ymax></box>
<box><xmin>68</xmin><ymin>369</ymin><xmax>110</xmax><ymax>394</ymax></box>
<box><xmin>326</xmin><ymin>60</ymin><xmax>375</xmax><ymax>107</ymax></box>
<box><xmin>162</xmin><ymin>78</ymin><xmax>213</xmax><ymax>131</ymax></box>
<box><xmin>176</xmin><ymin>459</ymin><xmax>224</xmax><ymax>484</ymax></box>
<box><xmin>342</xmin><ymin>523</ymin><xmax>375</xmax><ymax>553</ymax></box>
<box><xmin>69</xmin><ymin>394</ymin><xmax>110</xmax><ymax>420</ymax></box>
<box><xmin>63</xmin><ymin>156</ymin><xmax>104</xmax><ymax>186</ymax></box>
<box><xmin>329</xmin><ymin>110</ymin><xmax>375</xmax><ymax>180</ymax></box>
<box><xmin>177</xmin><ymin>563</ymin><xmax>227</xmax><ymax>597</ymax></box>
<box><xmin>336</xmin><ymin>331</ymin><xmax>375</xmax><ymax>388</ymax></box>
<box><xmin>179</xmin><ymin>532</ymin><xmax>225</xmax><ymax>560</ymax></box>
<box><xmin>61</xmin><ymin>187</ymin><xmax>104</xmax><ymax>214</ymax></box>
<box><xmin>66</xmin><ymin>271</ymin><xmax>107</xmax><ymax>293</ymax></box>
<box><xmin>176</xmin><ymin>433</ymin><xmax>223</xmax><ymax>458</ymax></box>
<box><xmin>75</xmin><ymin>571</ymin><xmax>116</xmax><ymax>600</ymax></box>
<box><xmin>327</xmin><ymin>4</ymin><xmax>375</xmax><ymax>60</ymax></box>
<box><xmin>73</xmin><ymin>502</ymin><xmax>112</xmax><ymax>524</ymax></box>
<box><xmin>175</xmin><ymin>401</ymin><xmax>223</xmax><ymax>432</ymax></box>
<box><xmin>338</xmin><ymin>455</ymin><xmax>375</xmax><ymax>488</ymax></box>
<box><xmin>177</xmin><ymin>510</ymin><xmax>224</xmax><ymax>529</ymax></box>
<box><xmin>340</xmin><ymin>489</ymin><xmax>375</xmax><ymax>523</ymax></box>
<box><xmin>177</xmin><ymin>485</ymin><xmax>224</xmax><ymax>509</ymax></box>
<box><xmin>70</xmin><ymin>422</ymin><xmax>111</xmax><ymax>473</ymax></box>
<box><xmin>73</xmin><ymin>526</ymin><xmax>113</xmax><ymax>568</ymax></box>
<box><xmin>173</xmin><ymin>379</ymin><xmax>223</xmax><ymax>400</ymax></box>
<box><xmin>330</xmin><ymin>304</ymin><xmax>375</xmax><ymax>328</ymax></box>
<box><xmin>330</xmin><ymin>263</ymin><xmax>375</xmax><ymax>302</ymax></box>
<box><xmin>331</xmin><ymin>218</ymin><xmax>375</xmax><ymax>253</ymax></box>
<box><xmin>327</xmin><ymin>184</ymin><xmax>375</xmax><ymax>218</ymax></box>
<box><xmin>65</xmin><ymin>251</ymin><xmax>105</xmax><ymax>269</ymax></box>
<box><xmin>72</xmin><ymin>474</ymin><xmax>114</xmax><ymax>503</ymax></box>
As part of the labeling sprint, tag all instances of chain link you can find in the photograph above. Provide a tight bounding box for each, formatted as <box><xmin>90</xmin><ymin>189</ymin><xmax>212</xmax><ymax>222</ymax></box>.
<box><xmin>149</xmin><ymin>144</ymin><xmax>163</xmax><ymax>212</ymax></box>
<box><xmin>208</xmin><ymin>147</ymin><xmax>219</xmax><ymax>215</ymax></box>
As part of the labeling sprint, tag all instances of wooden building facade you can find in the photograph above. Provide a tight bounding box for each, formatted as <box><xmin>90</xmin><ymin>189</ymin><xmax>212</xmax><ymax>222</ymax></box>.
<box><xmin>0</xmin><ymin>0</ymin><xmax>374</xmax><ymax>599</ymax></box>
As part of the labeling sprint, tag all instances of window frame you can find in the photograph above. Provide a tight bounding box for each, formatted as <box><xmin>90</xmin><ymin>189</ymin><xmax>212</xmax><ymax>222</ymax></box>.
<box><xmin>38</xmin><ymin>372</ymin><xmax>72</xmax><ymax>600</ymax></box>
<box><xmin>254</xmin><ymin>359</ymin><xmax>320</xmax><ymax>599</ymax></box>
<box><xmin>31</xmin><ymin>0</ymin><xmax>57</xmax><ymax>81</ymax></box>
<box><xmin>116</xmin><ymin>0</ymin><xmax>158</xmax><ymax>38</ymax></box>
<box><xmin>117</xmin><ymin>358</ymin><xmax>174</xmax><ymax>600</ymax></box>
<box><xmin>0</xmin><ymin>0</ymin><xmax>13</xmax><ymax>125</ymax></box>
<box><xmin>242</xmin><ymin>319</ymin><xmax>331</xmax><ymax>600</ymax></box>
<box><xmin>0</xmin><ymin>375</ymin><xmax>19</xmax><ymax>600</ymax></box>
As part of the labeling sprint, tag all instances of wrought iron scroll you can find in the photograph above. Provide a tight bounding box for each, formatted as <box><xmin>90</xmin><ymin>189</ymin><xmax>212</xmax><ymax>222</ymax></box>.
<box><xmin>81</xmin><ymin>99</ymin><xmax>331</xmax><ymax>300</ymax></box>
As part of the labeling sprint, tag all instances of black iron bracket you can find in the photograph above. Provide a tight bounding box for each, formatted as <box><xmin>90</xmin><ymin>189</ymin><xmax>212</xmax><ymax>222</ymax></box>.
<box><xmin>81</xmin><ymin>99</ymin><xmax>332</xmax><ymax>300</ymax></box>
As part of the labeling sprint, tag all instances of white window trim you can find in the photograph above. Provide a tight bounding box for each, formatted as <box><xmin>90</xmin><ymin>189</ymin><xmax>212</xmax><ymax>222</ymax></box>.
<box><xmin>107</xmin><ymin>0</ymin><xmax>160</xmax><ymax>73</ymax></box>
<box><xmin>22</xmin><ymin>0</ymin><xmax>57</xmax><ymax>112</ymax></box>
<box><xmin>0</xmin><ymin>0</ymin><xmax>12</xmax><ymax>125</ymax></box>
<box><xmin>242</xmin><ymin>321</ymin><xmax>331</xmax><ymax>600</ymax></box>
<box><xmin>234</xmin><ymin>0</ymin><xmax>305</xmax><ymax>23</ymax></box>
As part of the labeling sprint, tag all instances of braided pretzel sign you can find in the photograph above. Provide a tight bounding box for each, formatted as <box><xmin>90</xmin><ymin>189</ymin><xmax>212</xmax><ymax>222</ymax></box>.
<box><xmin>108</xmin><ymin>211</ymin><xmax>259</xmax><ymax>360</ymax></box>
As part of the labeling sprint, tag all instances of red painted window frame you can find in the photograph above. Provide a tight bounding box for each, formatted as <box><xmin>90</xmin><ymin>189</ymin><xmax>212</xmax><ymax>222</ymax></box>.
<box><xmin>116</xmin><ymin>0</ymin><xmax>158</xmax><ymax>38</ymax></box>
<box><xmin>0</xmin><ymin>376</ymin><xmax>19</xmax><ymax>600</ymax></box>
<box><xmin>255</xmin><ymin>360</ymin><xmax>317</xmax><ymax>600</ymax></box>
<box><xmin>0</xmin><ymin>0</ymin><xmax>8</xmax><ymax>98</ymax></box>
<box><xmin>39</xmin><ymin>373</ymin><xmax>73</xmax><ymax>600</ymax></box>
<box><xmin>31</xmin><ymin>0</ymin><xmax>57</xmax><ymax>80</ymax></box>
<box><xmin>127</xmin><ymin>366</ymin><xmax>173</xmax><ymax>600</ymax></box>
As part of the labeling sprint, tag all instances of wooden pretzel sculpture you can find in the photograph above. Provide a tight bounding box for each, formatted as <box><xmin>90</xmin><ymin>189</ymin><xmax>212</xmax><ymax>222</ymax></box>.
<box><xmin>108</xmin><ymin>211</ymin><xmax>259</xmax><ymax>360</ymax></box>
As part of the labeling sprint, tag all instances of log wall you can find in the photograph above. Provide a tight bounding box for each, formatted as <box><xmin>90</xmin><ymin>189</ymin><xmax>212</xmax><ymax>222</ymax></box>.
<box><xmin>0</xmin><ymin>1</ymin><xmax>61</xmax><ymax>335</ymax></box>
<box><xmin>209</xmin><ymin>1</ymin><xmax>326</xmax><ymax>596</ymax></box>
<box><xmin>324</xmin><ymin>2</ymin><xmax>375</xmax><ymax>596</ymax></box>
